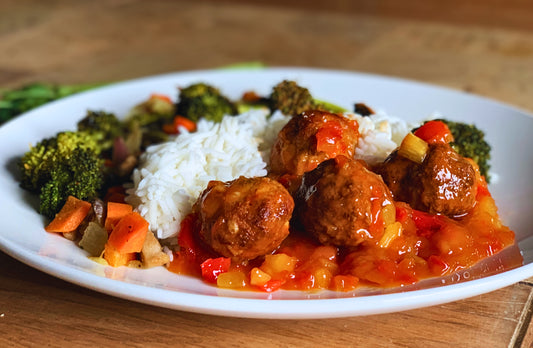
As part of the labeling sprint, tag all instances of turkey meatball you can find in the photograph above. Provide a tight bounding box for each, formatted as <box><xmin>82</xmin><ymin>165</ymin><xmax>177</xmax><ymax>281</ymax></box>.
<box><xmin>376</xmin><ymin>143</ymin><xmax>479</xmax><ymax>216</ymax></box>
<box><xmin>269</xmin><ymin>110</ymin><xmax>359</xmax><ymax>178</ymax></box>
<box><xmin>295</xmin><ymin>156</ymin><xmax>395</xmax><ymax>247</ymax></box>
<box><xmin>193</xmin><ymin>176</ymin><xmax>294</xmax><ymax>261</ymax></box>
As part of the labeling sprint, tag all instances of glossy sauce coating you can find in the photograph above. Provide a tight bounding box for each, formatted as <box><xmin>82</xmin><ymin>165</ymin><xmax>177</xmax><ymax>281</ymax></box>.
<box><xmin>269</xmin><ymin>110</ymin><xmax>359</xmax><ymax>177</ymax></box>
<box><xmin>170</xmin><ymin>114</ymin><xmax>517</xmax><ymax>292</ymax></box>
<box><xmin>376</xmin><ymin>143</ymin><xmax>479</xmax><ymax>216</ymax></box>
<box><xmin>295</xmin><ymin>156</ymin><xmax>394</xmax><ymax>247</ymax></box>
<box><xmin>171</xmin><ymin>182</ymin><xmax>515</xmax><ymax>291</ymax></box>
<box><xmin>193</xmin><ymin>176</ymin><xmax>294</xmax><ymax>262</ymax></box>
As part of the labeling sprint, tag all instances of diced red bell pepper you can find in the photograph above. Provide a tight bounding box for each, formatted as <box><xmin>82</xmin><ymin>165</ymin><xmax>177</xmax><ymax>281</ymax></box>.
<box><xmin>412</xmin><ymin>209</ymin><xmax>446</xmax><ymax>238</ymax></box>
<box><xmin>315</xmin><ymin>121</ymin><xmax>345</xmax><ymax>157</ymax></box>
<box><xmin>414</xmin><ymin>120</ymin><xmax>454</xmax><ymax>144</ymax></box>
<box><xmin>395</xmin><ymin>204</ymin><xmax>410</xmax><ymax>223</ymax></box>
<box><xmin>177</xmin><ymin>214</ymin><xmax>199</xmax><ymax>254</ymax></box>
<box><xmin>200</xmin><ymin>257</ymin><xmax>231</xmax><ymax>283</ymax></box>
<box><xmin>258</xmin><ymin>279</ymin><xmax>284</xmax><ymax>292</ymax></box>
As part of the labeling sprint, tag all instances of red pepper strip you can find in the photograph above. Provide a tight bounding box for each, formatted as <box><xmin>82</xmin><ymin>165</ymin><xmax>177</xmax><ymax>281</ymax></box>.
<box><xmin>177</xmin><ymin>215</ymin><xmax>196</xmax><ymax>249</ymax></box>
<box><xmin>200</xmin><ymin>257</ymin><xmax>231</xmax><ymax>284</ymax></box>
<box><xmin>414</xmin><ymin>120</ymin><xmax>454</xmax><ymax>144</ymax></box>
<box><xmin>411</xmin><ymin>209</ymin><xmax>446</xmax><ymax>239</ymax></box>
<box><xmin>315</xmin><ymin>121</ymin><xmax>345</xmax><ymax>157</ymax></box>
<box><xmin>395</xmin><ymin>205</ymin><xmax>410</xmax><ymax>223</ymax></box>
<box><xmin>258</xmin><ymin>279</ymin><xmax>285</xmax><ymax>293</ymax></box>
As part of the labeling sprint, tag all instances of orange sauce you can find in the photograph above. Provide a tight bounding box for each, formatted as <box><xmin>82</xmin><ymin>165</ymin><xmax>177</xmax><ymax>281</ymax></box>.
<box><xmin>168</xmin><ymin>182</ymin><xmax>518</xmax><ymax>292</ymax></box>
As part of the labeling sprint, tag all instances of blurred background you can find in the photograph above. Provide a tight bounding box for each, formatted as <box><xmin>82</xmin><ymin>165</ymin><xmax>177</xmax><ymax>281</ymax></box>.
<box><xmin>1</xmin><ymin>0</ymin><xmax>532</xmax><ymax>110</ymax></box>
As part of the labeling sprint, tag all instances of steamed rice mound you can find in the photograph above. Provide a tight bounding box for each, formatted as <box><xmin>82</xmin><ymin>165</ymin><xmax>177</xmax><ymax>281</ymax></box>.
<box><xmin>126</xmin><ymin>107</ymin><xmax>412</xmax><ymax>240</ymax></box>
<box><xmin>125</xmin><ymin>109</ymin><xmax>288</xmax><ymax>239</ymax></box>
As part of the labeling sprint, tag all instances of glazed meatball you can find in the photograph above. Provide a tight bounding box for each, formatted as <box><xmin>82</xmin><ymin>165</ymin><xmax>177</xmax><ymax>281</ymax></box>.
<box><xmin>269</xmin><ymin>110</ymin><xmax>359</xmax><ymax>178</ymax></box>
<box><xmin>376</xmin><ymin>143</ymin><xmax>479</xmax><ymax>216</ymax></box>
<box><xmin>193</xmin><ymin>176</ymin><xmax>294</xmax><ymax>261</ymax></box>
<box><xmin>374</xmin><ymin>150</ymin><xmax>414</xmax><ymax>203</ymax></box>
<box><xmin>295</xmin><ymin>156</ymin><xmax>395</xmax><ymax>247</ymax></box>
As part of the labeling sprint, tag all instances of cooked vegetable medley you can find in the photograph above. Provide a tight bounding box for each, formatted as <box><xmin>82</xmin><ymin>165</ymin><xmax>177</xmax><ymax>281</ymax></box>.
<box><xmin>17</xmin><ymin>79</ymin><xmax>517</xmax><ymax>293</ymax></box>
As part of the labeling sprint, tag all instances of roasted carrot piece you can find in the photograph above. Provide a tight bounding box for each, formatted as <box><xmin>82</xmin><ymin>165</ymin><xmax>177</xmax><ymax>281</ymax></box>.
<box><xmin>104</xmin><ymin>201</ymin><xmax>133</xmax><ymax>232</ymax></box>
<box><xmin>173</xmin><ymin>116</ymin><xmax>196</xmax><ymax>132</ymax></box>
<box><xmin>45</xmin><ymin>196</ymin><xmax>92</xmax><ymax>233</ymax></box>
<box><xmin>103</xmin><ymin>242</ymin><xmax>136</xmax><ymax>267</ymax></box>
<box><xmin>150</xmin><ymin>93</ymin><xmax>172</xmax><ymax>104</ymax></box>
<box><xmin>107</xmin><ymin>212</ymin><xmax>149</xmax><ymax>254</ymax></box>
<box><xmin>163</xmin><ymin>116</ymin><xmax>197</xmax><ymax>134</ymax></box>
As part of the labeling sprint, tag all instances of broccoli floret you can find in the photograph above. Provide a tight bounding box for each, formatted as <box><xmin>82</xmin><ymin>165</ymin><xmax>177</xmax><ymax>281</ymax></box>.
<box><xmin>268</xmin><ymin>80</ymin><xmax>347</xmax><ymax>117</ymax></box>
<box><xmin>19</xmin><ymin>131</ymin><xmax>101</xmax><ymax>192</ymax></box>
<box><xmin>77</xmin><ymin>110</ymin><xmax>123</xmax><ymax>151</ymax></box>
<box><xmin>19</xmin><ymin>131</ymin><xmax>105</xmax><ymax>217</ymax></box>
<box><xmin>176</xmin><ymin>83</ymin><xmax>237</xmax><ymax>122</ymax></box>
<box><xmin>269</xmin><ymin>80</ymin><xmax>316</xmax><ymax>117</ymax></box>
<box><xmin>38</xmin><ymin>148</ymin><xmax>103</xmax><ymax>218</ymax></box>
<box><xmin>437</xmin><ymin>119</ymin><xmax>492</xmax><ymax>181</ymax></box>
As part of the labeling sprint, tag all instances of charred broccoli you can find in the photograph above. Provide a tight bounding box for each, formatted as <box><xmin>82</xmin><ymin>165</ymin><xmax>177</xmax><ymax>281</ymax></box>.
<box><xmin>19</xmin><ymin>131</ymin><xmax>104</xmax><ymax>218</ymax></box>
<box><xmin>176</xmin><ymin>83</ymin><xmax>237</xmax><ymax>122</ymax></box>
<box><xmin>269</xmin><ymin>80</ymin><xmax>316</xmax><ymax>117</ymax></box>
<box><xmin>436</xmin><ymin>119</ymin><xmax>492</xmax><ymax>181</ymax></box>
<box><xmin>38</xmin><ymin>148</ymin><xmax>103</xmax><ymax>218</ymax></box>
<box><xmin>268</xmin><ymin>80</ymin><xmax>347</xmax><ymax>116</ymax></box>
<box><xmin>19</xmin><ymin>131</ymin><xmax>101</xmax><ymax>192</ymax></box>
<box><xmin>77</xmin><ymin>110</ymin><xmax>123</xmax><ymax>152</ymax></box>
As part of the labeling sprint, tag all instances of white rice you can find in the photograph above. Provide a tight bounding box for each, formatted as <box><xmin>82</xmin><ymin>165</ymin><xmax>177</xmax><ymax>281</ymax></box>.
<box><xmin>347</xmin><ymin>110</ymin><xmax>414</xmax><ymax>165</ymax></box>
<box><xmin>126</xmin><ymin>107</ymin><xmax>413</xmax><ymax>239</ymax></box>
<box><xmin>126</xmin><ymin>108</ymin><xmax>288</xmax><ymax>239</ymax></box>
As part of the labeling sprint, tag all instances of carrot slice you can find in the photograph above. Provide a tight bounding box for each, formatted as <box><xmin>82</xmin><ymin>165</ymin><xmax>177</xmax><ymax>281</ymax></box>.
<box><xmin>150</xmin><ymin>93</ymin><xmax>172</xmax><ymax>104</ymax></box>
<box><xmin>45</xmin><ymin>196</ymin><xmax>92</xmax><ymax>233</ymax></box>
<box><xmin>104</xmin><ymin>202</ymin><xmax>133</xmax><ymax>232</ymax></box>
<box><xmin>103</xmin><ymin>242</ymin><xmax>136</xmax><ymax>267</ymax></box>
<box><xmin>163</xmin><ymin>116</ymin><xmax>197</xmax><ymax>134</ymax></box>
<box><xmin>173</xmin><ymin>116</ymin><xmax>196</xmax><ymax>132</ymax></box>
<box><xmin>107</xmin><ymin>212</ymin><xmax>149</xmax><ymax>253</ymax></box>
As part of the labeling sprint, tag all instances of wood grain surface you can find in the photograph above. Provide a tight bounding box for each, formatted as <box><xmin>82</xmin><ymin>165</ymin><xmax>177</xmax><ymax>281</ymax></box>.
<box><xmin>1</xmin><ymin>1</ymin><xmax>533</xmax><ymax>347</ymax></box>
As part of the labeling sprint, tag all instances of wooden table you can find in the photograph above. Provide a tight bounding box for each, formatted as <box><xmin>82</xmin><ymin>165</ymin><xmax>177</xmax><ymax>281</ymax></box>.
<box><xmin>1</xmin><ymin>1</ymin><xmax>533</xmax><ymax>346</ymax></box>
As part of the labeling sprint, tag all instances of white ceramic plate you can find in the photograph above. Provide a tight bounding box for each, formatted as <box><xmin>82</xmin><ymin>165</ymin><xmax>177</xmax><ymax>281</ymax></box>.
<box><xmin>1</xmin><ymin>67</ymin><xmax>532</xmax><ymax>319</ymax></box>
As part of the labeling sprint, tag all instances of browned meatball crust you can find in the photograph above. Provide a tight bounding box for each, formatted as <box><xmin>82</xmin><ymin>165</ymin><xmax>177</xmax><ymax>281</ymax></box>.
<box><xmin>269</xmin><ymin>110</ymin><xmax>359</xmax><ymax>177</ymax></box>
<box><xmin>376</xmin><ymin>143</ymin><xmax>478</xmax><ymax>216</ymax></box>
<box><xmin>193</xmin><ymin>176</ymin><xmax>294</xmax><ymax>261</ymax></box>
<box><xmin>295</xmin><ymin>156</ymin><xmax>395</xmax><ymax>247</ymax></box>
